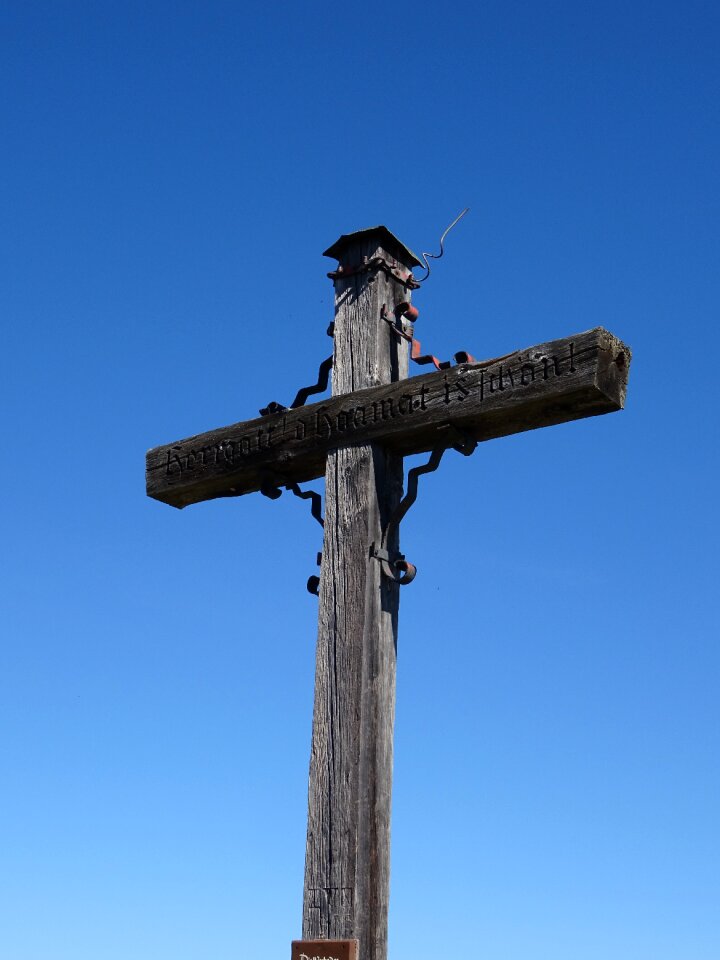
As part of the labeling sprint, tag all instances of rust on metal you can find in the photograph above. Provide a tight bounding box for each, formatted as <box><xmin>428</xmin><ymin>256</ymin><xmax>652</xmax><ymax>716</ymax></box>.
<box><xmin>325</xmin><ymin>226</ymin><xmax>421</xmax><ymax>289</ymax></box>
<box><xmin>327</xmin><ymin>256</ymin><xmax>420</xmax><ymax>290</ymax></box>
<box><xmin>382</xmin><ymin>302</ymin><xmax>476</xmax><ymax>371</ymax></box>
<box><xmin>394</xmin><ymin>300</ymin><xmax>419</xmax><ymax>323</ymax></box>
<box><xmin>371</xmin><ymin>543</ymin><xmax>417</xmax><ymax>585</ymax></box>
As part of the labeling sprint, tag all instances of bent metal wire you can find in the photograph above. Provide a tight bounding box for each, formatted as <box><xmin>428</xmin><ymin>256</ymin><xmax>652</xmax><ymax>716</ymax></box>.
<box><xmin>414</xmin><ymin>207</ymin><xmax>470</xmax><ymax>284</ymax></box>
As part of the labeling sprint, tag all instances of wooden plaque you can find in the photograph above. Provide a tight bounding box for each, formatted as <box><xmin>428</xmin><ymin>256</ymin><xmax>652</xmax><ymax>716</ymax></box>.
<box><xmin>291</xmin><ymin>940</ymin><xmax>358</xmax><ymax>960</ymax></box>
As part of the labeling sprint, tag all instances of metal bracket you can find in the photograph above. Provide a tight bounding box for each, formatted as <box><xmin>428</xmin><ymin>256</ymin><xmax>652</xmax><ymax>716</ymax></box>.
<box><xmin>328</xmin><ymin>256</ymin><xmax>420</xmax><ymax>290</ymax></box>
<box><xmin>307</xmin><ymin>551</ymin><xmax>322</xmax><ymax>597</ymax></box>
<box><xmin>373</xmin><ymin>424</ymin><xmax>477</xmax><ymax>585</ymax></box>
<box><xmin>287</xmin><ymin>482</ymin><xmax>324</xmax><ymax>528</ymax></box>
<box><xmin>260</xmin><ymin>477</ymin><xmax>324</xmax><ymax>528</ymax></box>
<box><xmin>370</xmin><ymin>544</ymin><xmax>417</xmax><ymax>586</ymax></box>
<box><xmin>259</xmin><ymin>323</ymin><xmax>335</xmax><ymax>417</ymax></box>
<box><xmin>260</xmin><ymin>477</ymin><xmax>324</xmax><ymax>595</ymax></box>
<box><xmin>381</xmin><ymin>302</ymin><xmax>476</xmax><ymax>371</ymax></box>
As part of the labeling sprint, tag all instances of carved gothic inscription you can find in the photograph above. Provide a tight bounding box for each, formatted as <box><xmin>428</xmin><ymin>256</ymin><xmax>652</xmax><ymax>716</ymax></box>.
<box><xmin>146</xmin><ymin>327</ymin><xmax>630</xmax><ymax>508</ymax></box>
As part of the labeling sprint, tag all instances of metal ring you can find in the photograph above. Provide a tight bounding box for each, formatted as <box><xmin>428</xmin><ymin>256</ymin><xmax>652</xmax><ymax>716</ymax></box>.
<box><xmin>379</xmin><ymin>556</ymin><xmax>417</xmax><ymax>585</ymax></box>
<box><xmin>395</xmin><ymin>301</ymin><xmax>419</xmax><ymax>322</ymax></box>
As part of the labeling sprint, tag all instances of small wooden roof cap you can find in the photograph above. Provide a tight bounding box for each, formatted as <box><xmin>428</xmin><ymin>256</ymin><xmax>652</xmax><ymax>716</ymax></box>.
<box><xmin>323</xmin><ymin>226</ymin><xmax>422</xmax><ymax>268</ymax></box>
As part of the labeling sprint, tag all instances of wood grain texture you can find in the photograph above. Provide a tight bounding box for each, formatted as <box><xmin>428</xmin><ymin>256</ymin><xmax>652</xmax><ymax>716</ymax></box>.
<box><xmin>146</xmin><ymin>328</ymin><xmax>631</xmax><ymax>509</ymax></box>
<box><xmin>302</xmin><ymin>234</ymin><xmax>409</xmax><ymax>960</ymax></box>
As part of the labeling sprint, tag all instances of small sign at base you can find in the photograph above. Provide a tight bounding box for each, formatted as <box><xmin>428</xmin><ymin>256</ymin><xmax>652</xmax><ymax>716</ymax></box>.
<box><xmin>291</xmin><ymin>939</ymin><xmax>358</xmax><ymax>960</ymax></box>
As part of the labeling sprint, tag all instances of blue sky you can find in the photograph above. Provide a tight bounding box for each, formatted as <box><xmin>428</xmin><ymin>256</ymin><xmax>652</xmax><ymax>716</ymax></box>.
<box><xmin>1</xmin><ymin>2</ymin><xmax>718</xmax><ymax>958</ymax></box>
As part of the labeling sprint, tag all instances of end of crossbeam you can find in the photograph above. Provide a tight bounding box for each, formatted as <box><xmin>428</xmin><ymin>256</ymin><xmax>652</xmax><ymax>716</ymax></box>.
<box><xmin>594</xmin><ymin>327</ymin><xmax>632</xmax><ymax>412</ymax></box>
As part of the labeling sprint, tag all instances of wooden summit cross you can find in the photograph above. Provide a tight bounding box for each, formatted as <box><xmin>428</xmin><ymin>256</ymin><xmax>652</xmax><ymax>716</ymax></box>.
<box><xmin>146</xmin><ymin>226</ymin><xmax>631</xmax><ymax>960</ymax></box>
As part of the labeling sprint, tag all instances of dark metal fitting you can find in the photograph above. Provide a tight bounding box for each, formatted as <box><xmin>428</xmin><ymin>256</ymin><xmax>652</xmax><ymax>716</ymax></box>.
<box><xmin>259</xmin><ymin>400</ymin><xmax>288</xmax><ymax>417</ymax></box>
<box><xmin>307</xmin><ymin>551</ymin><xmax>323</xmax><ymax>596</ymax></box>
<box><xmin>399</xmin><ymin>321</ymin><xmax>414</xmax><ymax>342</ymax></box>
<box><xmin>327</xmin><ymin>257</ymin><xmax>421</xmax><ymax>290</ymax></box>
<box><xmin>286</xmin><ymin>482</ymin><xmax>324</xmax><ymax>528</ymax></box>
<box><xmin>327</xmin><ymin>322</ymin><xmax>335</xmax><ymax>338</ymax></box>
<box><xmin>453</xmin><ymin>350</ymin><xmax>477</xmax><ymax>364</ymax></box>
<box><xmin>373</xmin><ymin>426</ymin><xmax>477</xmax><ymax>584</ymax></box>
<box><xmin>393</xmin><ymin>558</ymin><xmax>417</xmax><ymax>585</ymax></box>
<box><xmin>381</xmin><ymin>303</ymin><xmax>414</xmax><ymax>344</ymax></box>
<box><xmin>261</xmin><ymin>479</ymin><xmax>324</xmax><ymax>595</ymax></box>
<box><xmin>289</xmin><ymin>355</ymin><xmax>333</xmax><ymax>409</ymax></box>
<box><xmin>442</xmin><ymin>424</ymin><xmax>478</xmax><ymax>456</ymax></box>
<box><xmin>261</xmin><ymin>354</ymin><xmax>333</xmax><ymax>417</ymax></box>
<box><xmin>371</xmin><ymin>544</ymin><xmax>417</xmax><ymax>586</ymax></box>
<box><xmin>259</xmin><ymin>477</ymin><xmax>324</xmax><ymax>528</ymax></box>
<box><xmin>260</xmin><ymin>478</ymin><xmax>283</xmax><ymax>500</ymax></box>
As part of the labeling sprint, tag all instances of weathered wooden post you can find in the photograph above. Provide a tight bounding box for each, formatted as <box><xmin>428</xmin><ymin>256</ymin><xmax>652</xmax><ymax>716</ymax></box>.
<box><xmin>301</xmin><ymin>229</ymin><xmax>420</xmax><ymax>960</ymax></box>
<box><xmin>145</xmin><ymin>222</ymin><xmax>631</xmax><ymax>960</ymax></box>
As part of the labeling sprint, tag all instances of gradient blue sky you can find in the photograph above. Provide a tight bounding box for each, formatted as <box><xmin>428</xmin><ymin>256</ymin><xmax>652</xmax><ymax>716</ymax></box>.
<box><xmin>2</xmin><ymin>2</ymin><xmax>719</xmax><ymax>958</ymax></box>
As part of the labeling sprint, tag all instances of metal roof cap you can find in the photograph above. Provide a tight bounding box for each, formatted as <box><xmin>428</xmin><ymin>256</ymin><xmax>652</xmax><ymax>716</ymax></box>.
<box><xmin>323</xmin><ymin>226</ymin><xmax>422</xmax><ymax>268</ymax></box>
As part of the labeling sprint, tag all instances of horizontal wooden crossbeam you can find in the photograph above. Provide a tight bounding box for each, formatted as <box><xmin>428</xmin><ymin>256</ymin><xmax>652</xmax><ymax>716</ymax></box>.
<box><xmin>146</xmin><ymin>327</ymin><xmax>630</xmax><ymax>509</ymax></box>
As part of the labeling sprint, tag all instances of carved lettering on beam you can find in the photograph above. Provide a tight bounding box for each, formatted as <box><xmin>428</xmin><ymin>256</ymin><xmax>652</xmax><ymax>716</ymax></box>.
<box><xmin>146</xmin><ymin>327</ymin><xmax>630</xmax><ymax>509</ymax></box>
